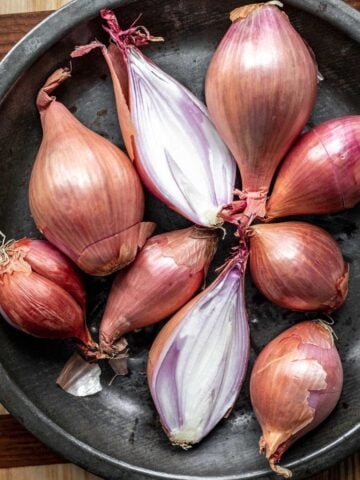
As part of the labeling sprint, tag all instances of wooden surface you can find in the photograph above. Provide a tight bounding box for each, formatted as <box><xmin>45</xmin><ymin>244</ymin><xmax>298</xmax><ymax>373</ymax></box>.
<box><xmin>0</xmin><ymin>1</ymin><xmax>359</xmax><ymax>479</ymax></box>
<box><xmin>0</xmin><ymin>1</ymin><xmax>70</xmax><ymax>15</ymax></box>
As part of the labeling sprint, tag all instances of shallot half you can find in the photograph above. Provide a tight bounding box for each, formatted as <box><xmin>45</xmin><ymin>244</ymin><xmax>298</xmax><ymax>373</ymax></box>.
<box><xmin>71</xmin><ymin>10</ymin><xmax>237</xmax><ymax>228</ymax></box>
<box><xmin>250</xmin><ymin>320</ymin><xmax>343</xmax><ymax>478</ymax></box>
<box><xmin>205</xmin><ymin>1</ymin><xmax>317</xmax><ymax>220</ymax></box>
<box><xmin>100</xmin><ymin>226</ymin><xmax>217</xmax><ymax>356</ymax></box>
<box><xmin>148</xmin><ymin>247</ymin><xmax>249</xmax><ymax>447</ymax></box>
<box><xmin>29</xmin><ymin>68</ymin><xmax>154</xmax><ymax>276</ymax></box>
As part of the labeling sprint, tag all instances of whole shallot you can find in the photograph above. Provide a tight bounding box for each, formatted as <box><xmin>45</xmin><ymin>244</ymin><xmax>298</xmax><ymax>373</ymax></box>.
<box><xmin>100</xmin><ymin>226</ymin><xmax>218</xmax><ymax>356</ymax></box>
<box><xmin>205</xmin><ymin>1</ymin><xmax>317</xmax><ymax>220</ymax></box>
<box><xmin>248</xmin><ymin>222</ymin><xmax>348</xmax><ymax>312</ymax></box>
<box><xmin>0</xmin><ymin>235</ymin><xmax>96</xmax><ymax>356</ymax></box>
<box><xmin>267</xmin><ymin>115</ymin><xmax>360</xmax><ymax>219</ymax></box>
<box><xmin>29</xmin><ymin>68</ymin><xmax>154</xmax><ymax>276</ymax></box>
<box><xmin>250</xmin><ymin>320</ymin><xmax>343</xmax><ymax>478</ymax></box>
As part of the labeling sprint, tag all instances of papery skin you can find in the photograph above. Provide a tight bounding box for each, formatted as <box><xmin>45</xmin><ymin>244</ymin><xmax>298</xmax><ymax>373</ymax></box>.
<box><xmin>0</xmin><ymin>238</ymin><xmax>94</xmax><ymax>351</ymax></box>
<box><xmin>205</xmin><ymin>3</ymin><xmax>317</xmax><ymax>218</ymax></box>
<box><xmin>100</xmin><ymin>226</ymin><xmax>218</xmax><ymax>355</ymax></box>
<box><xmin>15</xmin><ymin>238</ymin><xmax>86</xmax><ymax>309</ymax></box>
<box><xmin>29</xmin><ymin>68</ymin><xmax>154</xmax><ymax>276</ymax></box>
<box><xmin>266</xmin><ymin>116</ymin><xmax>360</xmax><ymax>219</ymax></box>
<box><xmin>248</xmin><ymin>222</ymin><xmax>348</xmax><ymax>312</ymax></box>
<box><xmin>250</xmin><ymin>321</ymin><xmax>343</xmax><ymax>478</ymax></box>
<box><xmin>147</xmin><ymin>257</ymin><xmax>249</xmax><ymax>446</ymax></box>
<box><xmin>71</xmin><ymin>10</ymin><xmax>236</xmax><ymax>228</ymax></box>
<box><xmin>57</xmin><ymin>352</ymin><xmax>103</xmax><ymax>397</ymax></box>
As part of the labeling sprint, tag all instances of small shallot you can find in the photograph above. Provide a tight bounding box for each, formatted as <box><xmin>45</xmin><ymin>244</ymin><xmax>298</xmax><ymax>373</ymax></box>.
<box><xmin>250</xmin><ymin>320</ymin><xmax>343</xmax><ymax>478</ymax></box>
<box><xmin>267</xmin><ymin>116</ymin><xmax>360</xmax><ymax>219</ymax></box>
<box><xmin>147</xmin><ymin>249</ymin><xmax>249</xmax><ymax>447</ymax></box>
<box><xmin>71</xmin><ymin>10</ymin><xmax>237</xmax><ymax>228</ymax></box>
<box><xmin>0</xmin><ymin>235</ymin><xmax>96</xmax><ymax>356</ymax></box>
<box><xmin>248</xmin><ymin>222</ymin><xmax>348</xmax><ymax>312</ymax></box>
<box><xmin>100</xmin><ymin>226</ymin><xmax>218</xmax><ymax>356</ymax></box>
<box><xmin>205</xmin><ymin>1</ymin><xmax>317</xmax><ymax>220</ymax></box>
<box><xmin>29</xmin><ymin>68</ymin><xmax>154</xmax><ymax>276</ymax></box>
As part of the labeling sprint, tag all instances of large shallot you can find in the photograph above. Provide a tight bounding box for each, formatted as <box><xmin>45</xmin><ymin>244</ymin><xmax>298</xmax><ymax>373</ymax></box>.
<box><xmin>29</xmin><ymin>68</ymin><xmax>154</xmax><ymax>276</ymax></box>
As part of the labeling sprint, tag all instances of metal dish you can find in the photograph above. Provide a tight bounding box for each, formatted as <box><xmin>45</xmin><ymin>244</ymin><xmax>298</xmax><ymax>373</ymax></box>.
<box><xmin>0</xmin><ymin>0</ymin><xmax>359</xmax><ymax>478</ymax></box>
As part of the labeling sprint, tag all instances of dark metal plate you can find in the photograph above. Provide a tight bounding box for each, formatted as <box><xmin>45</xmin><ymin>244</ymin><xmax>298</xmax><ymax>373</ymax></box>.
<box><xmin>0</xmin><ymin>0</ymin><xmax>359</xmax><ymax>479</ymax></box>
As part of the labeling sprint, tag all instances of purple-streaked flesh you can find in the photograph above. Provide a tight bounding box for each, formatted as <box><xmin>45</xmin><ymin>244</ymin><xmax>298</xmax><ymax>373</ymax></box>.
<box><xmin>147</xmin><ymin>256</ymin><xmax>250</xmax><ymax>447</ymax></box>
<box><xmin>71</xmin><ymin>10</ymin><xmax>237</xmax><ymax>228</ymax></box>
<box><xmin>127</xmin><ymin>48</ymin><xmax>236</xmax><ymax>227</ymax></box>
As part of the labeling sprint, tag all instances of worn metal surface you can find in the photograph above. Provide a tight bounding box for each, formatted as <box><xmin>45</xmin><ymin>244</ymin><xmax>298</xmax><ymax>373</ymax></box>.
<box><xmin>0</xmin><ymin>0</ymin><xmax>359</xmax><ymax>479</ymax></box>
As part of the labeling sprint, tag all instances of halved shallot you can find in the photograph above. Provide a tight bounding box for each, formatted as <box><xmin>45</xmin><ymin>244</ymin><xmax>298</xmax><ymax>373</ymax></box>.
<box><xmin>147</xmin><ymin>246</ymin><xmax>249</xmax><ymax>446</ymax></box>
<box><xmin>71</xmin><ymin>10</ymin><xmax>237</xmax><ymax>228</ymax></box>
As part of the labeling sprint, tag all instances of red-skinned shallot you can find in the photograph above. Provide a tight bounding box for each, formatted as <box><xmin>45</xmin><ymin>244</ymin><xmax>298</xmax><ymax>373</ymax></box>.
<box><xmin>0</xmin><ymin>235</ymin><xmax>95</xmax><ymax>356</ymax></box>
<box><xmin>29</xmin><ymin>68</ymin><xmax>154</xmax><ymax>276</ymax></box>
<box><xmin>205</xmin><ymin>1</ymin><xmax>317</xmax><ymax>220</ymax></box>
<box><xmin>100</xmin><ymin>226</ymin><xmax>217</xmax><ymax>356</ymax></box>
<box><xmin>248</xmin><ymin>222</ymin><xmax>348</xmax><ymax>312</ymax></box>
<box><xmin>250</xmin><ymin>320</ymin><xmax>343</xmax><ymax>478</ymax></box>
<box><xmin>266</xmin><ymin>116</ymin><xmax>360</xmax><ymax>219</ymax></box>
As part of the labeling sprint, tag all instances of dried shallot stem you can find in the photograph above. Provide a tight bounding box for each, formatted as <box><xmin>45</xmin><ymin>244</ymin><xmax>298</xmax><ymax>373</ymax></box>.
<box><xmin>0</xmin><ymin>233</ymin><xmax>30</xmax><ymax>275</ymax></box>
<box><xmin>100</xmin><ymin>8</ymin><xmax>163</xmax><ymax>52</ymax></box>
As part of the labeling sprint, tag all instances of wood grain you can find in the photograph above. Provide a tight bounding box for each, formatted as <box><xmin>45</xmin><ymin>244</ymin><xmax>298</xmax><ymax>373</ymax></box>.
<box><xmin>0</xmin><ymin>12</ymin><xmax>48</xmax><ymax>59</ymax></box>
<box><xmin>0</xmin><ymin>416</ymin><xmax>63</xmax><ymax>468</ymax></box>
<box><xmin>0</xmin><ymin>1</ymin><xmax>359</xmax><ymax>479</ymax></box>
<box><xmin>348</xmin><ymin>0</ymin><xmax>360</xmax><ymax>8</ymax></box>
<box><xmin>0</xmin><ymin>465</ymin><xmax>100</xmax><ymax>480</ymax></box>
<box><xmin>0</xmin><ymin>1</ymin><xmax>70</xmax><ymax>15</ymax></box>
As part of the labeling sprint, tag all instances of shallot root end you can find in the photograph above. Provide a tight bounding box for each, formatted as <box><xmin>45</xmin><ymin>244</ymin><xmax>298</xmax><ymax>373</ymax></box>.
<box><xmin>269</xmin><ymin>458</ymin><xmax>293</xmax><ymax>479</ymax></box>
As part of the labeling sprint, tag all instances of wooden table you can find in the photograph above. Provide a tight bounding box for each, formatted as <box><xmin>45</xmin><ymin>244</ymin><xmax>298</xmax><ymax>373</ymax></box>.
<box><xmin>0</xmin><ymin>1</ymin><xmax>359</xmax><ymax>479</ymax></box>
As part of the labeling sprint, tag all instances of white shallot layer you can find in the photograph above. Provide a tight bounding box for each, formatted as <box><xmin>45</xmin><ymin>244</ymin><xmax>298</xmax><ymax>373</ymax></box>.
<box><xmin>149</xmin><ymin>262</ymin><xmax>249</xmax><ymax>445</ymax></box>
<box><xmin>129</xmin><ymin>48</ymin><xmax>236</xmax><ymax>227</ymax></box>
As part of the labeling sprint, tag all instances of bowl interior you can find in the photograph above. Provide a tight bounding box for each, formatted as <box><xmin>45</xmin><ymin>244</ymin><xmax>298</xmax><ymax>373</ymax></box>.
<box><xmin>0</xmin><ymin>1</ymin><xmax>359</xmax><ymax>479</ymax></box>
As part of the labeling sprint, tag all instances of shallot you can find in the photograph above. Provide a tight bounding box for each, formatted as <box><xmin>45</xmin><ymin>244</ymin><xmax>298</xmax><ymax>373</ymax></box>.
<box><xmin>250</xmin><ymin>320</ymin><xmax>343</xmax><ymax>478</ymax></box>
<box><xmin>100</xmin><ymin>226</ymin><xmax>218</xmax><ymax>356</ymax></box>
<box><xmin>205</xmin><ymin>1</ymin><xmax>317</xmax><ymax>220</ymax></box>
<box><xmin>248</xmin><ymin>222</ymin><xmax>348</xmax><ymax>312</ymax></box>
<box><xmin>71</xmin><ymin>10</ymin><xmax>237</xmax><ymax>228</ymax></box>
<box><xmin>267</xmin><ymin>116</ymin><xmax>360</xmax><ymax>219</ymax></box>
<box><xmin>0</xmin><ymin>235</ymin><xmax>95</xmax><ymax>356</ymax></box>
<box><xmin>147</xmin><ymin>246</ymin><xmax>249</xmax><ymax>446</ymax></box>
<box><xmin>29</xmin><ymin>68</ymin><xmax>154</xmax><ymax>276</ymax></box>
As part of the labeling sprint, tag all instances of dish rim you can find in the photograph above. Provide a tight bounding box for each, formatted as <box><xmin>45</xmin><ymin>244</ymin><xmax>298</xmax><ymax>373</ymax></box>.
<box><xmin>0</xmin><ymin>0</ymin><xmax>359</xmax><ymax>478</ymax></box>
